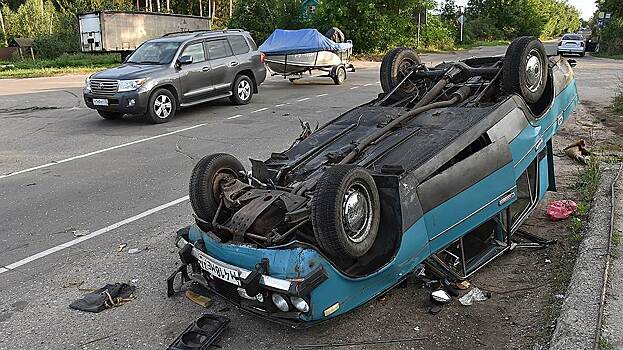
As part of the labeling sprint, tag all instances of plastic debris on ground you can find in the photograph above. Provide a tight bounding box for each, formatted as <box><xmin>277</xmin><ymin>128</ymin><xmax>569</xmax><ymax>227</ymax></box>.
<box><xmin>167</xmin><ymin>314</ymin><xmax>230</xmax><ymax>350</ymax></box>
<box><xmin>69</xmin><ymin>283</ymin><xmax>136</xmax><ymax>313</ymax></box>
<box><xmin>185</xmin><ymin>290</ymin><xmax>213</xmax><ymax>308</ymax></box>
<box><xmin>127</xmin><ymin>248</ymin><xmax>141</xmax><ymax>254</ymax></box>
<box><xmin>546</xmin><ymin>200</ymin><xmax>577</xmax><ymax>221</ymax></box>
<box><xmin>430</xmin><ymin>289</ymin><xmax>451</xmax><ymax>304</ymax></box>
<box><xmin>459</xmin><ymin>287</ymin><xmax>490</xmax><ymax>306</ymax></box>
<box><xmin>117</xmin><ymin>243</ymin><xmax>127</xmax><ymax>252</ymax></box>
<box><xmin>72</xmin><ymin>229</ymin><xmax>90</xmax><ymax>237</ymax></box>
<box><xmin>563</xmin><ymin>139</ymin><xmax>591</xmax><ymax>164</ymax></box>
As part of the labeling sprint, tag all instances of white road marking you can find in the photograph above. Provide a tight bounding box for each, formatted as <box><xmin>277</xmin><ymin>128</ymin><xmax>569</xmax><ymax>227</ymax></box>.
<box><xmin>297</xmin><ymin>97</ymin><xmax>310</xmax><ymax>102</ymax></box>
<box><xmin>364</xmin><ymin>83</ymin><xmax>375</xmax><ymax>87</ymax></box>
<box><xmin>316</xmin><ymin>93</ymin><xmax>329</xmax><ymax>97</ymax></box>
<box><xmin>274</xmin><ymin>103</ymin><xmax>286</xmax><ymax>107</ymax></box>
<box><xmin>0</xmin><ymin>124</ymin><xmax>208</xmax><ymax>180</ymax></box>
<box><xmin>0</xmin><ymin>196</ymin><xmax>190</xmax><ymax>275</ymax></box>
<box><xmin>250</xmin><ymin>107</ymin><xmax>268</xmax><ymax>113</ymax></box>
<box><xmin>227</xmin><ymin>114</ymin><xmax>243</xmax><ymax>120</ymax></box>
<box><xmin>350</xmin><ymin>86</ymin><xmax>359</xmax><ymax>90</ymax></box>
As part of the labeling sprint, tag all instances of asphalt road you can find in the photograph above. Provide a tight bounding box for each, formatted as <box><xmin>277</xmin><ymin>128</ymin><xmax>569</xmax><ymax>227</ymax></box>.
<box><xmin>0</xmin><ymin>44</ymin><xmax>621</xmax><ymax>349</ymax></box>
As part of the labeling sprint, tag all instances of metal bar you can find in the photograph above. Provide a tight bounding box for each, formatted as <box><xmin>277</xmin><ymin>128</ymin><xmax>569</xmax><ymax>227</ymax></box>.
<box><xmin>375</xmin><ymin>69</ymin><xmax>416</xmax><ymax>106</ymax></box>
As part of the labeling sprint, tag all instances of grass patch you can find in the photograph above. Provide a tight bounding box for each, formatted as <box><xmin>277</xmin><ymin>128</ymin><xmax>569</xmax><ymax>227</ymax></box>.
<box><xmin>352</xmin><ymin>40</ymin><xmax>511</xmax><ymax>61</ymax></box>
<box><xmin>456</xmin><ymin>40</ymin><xmax>510</xmax><ymax>50</ymax></box>
<box><xmin>594</xmin><ymin>52</ymin><xmax>623</xmax><ymax>60</ymax></box>
<box><xmin>613</xmin><ymin>83</ymin><xmax>623</xmax><ymax>115</ymax></box>
<box><xmin>599</xmin><ymin>337</ymin><xmax>615</xmax><ymax>350</ymax></box>
<box><xmin>576</xmin><ymin>157</ymin><xmax>602</xmax><ymax>202</ymax></box>
<box><xmin>0</xmin><ymin>53</ymin><xmax>121</xmax><ymax>79</ymax></box>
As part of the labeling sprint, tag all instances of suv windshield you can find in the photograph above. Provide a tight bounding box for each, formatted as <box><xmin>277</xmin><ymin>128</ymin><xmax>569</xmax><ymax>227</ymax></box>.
<box><xmin>127</xmin><ymin>41</ymin><xmax>181</xmax><ymax>64</ymax></box>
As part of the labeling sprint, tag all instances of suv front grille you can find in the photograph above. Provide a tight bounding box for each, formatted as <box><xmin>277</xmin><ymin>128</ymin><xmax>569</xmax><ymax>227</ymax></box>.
<box><xmin>90</xmin><ymin>79</ymin><xmax>118</xmax><ymax>95</ymax></box>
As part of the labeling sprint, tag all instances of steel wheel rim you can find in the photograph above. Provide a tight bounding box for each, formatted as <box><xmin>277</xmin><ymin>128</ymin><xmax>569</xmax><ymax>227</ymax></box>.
<box><xmin>397</xmin><ymin>59</ymin><xmax>418</xmax><ymax>93</ymax></box>
<box><xmin>238</xmin><ymin>80</ymin><xmax>251</xmax><ymax>100</ymax></box>
<box><xmin>154</xmin><ymin>94</ymin><xmax>172</xmax><ymax>119</ymax></box>
<box><xmin>342</xmin><ymin>181</ymin><xmax>373</xmax><ymax>243</ymax></box>
<box><xmin>525</xmin><ymin>49</ymin><xmax>543</xmax><ymax>93</ymax></box>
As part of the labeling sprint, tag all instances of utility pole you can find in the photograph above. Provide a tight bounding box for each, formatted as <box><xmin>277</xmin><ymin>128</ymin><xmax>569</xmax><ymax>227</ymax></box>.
<box><xmin>166</xmin><ymin>0</ymin><xmax>170</xmax><ymax>12</ymax></box>
<box><xmin>0</xmin><ymin>8</ymin><xmax>7</xmax><ymax>47</ymax></box>
<box><xmin>136</xmin><ymin>0</ymin><xmax>139</xmax><ymax>11</ymax></box>
<box><xmin>199</xmin><ymin>0</ymin><xmax>203</xmax><ymax>17</ymax></box>
<box><xmin>230</xmin><ymin>0</ymin><xmax>233</xmax><ymax>18</ymax></box>
<box><xmin>208</xmin><ymin>0</ymin><xmax>211</xmax><ymax>18</ymax></box>
<box><xmin>156</xmin><ymin>0</ymin><xmax>160</xmax><ymax>12</ymax></box>
<box><xmin>458</xmin><ymin>6</ymin><xmax>465</xmax><ymax>43</ymax></box>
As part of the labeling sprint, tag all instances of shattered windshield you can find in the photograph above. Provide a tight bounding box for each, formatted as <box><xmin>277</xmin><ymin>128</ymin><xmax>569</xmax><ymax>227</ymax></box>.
<box><xmin>126</xmin><ymin>41</ymin><xmax>181</xmax><ymax>64</ymax></box>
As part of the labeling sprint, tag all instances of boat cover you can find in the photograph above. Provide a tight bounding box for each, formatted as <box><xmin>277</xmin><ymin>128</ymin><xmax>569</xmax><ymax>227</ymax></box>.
<box><xmin>259</xmin><ymin>28</ymin><xmax>353</xmax><ymax>55</ymax></box>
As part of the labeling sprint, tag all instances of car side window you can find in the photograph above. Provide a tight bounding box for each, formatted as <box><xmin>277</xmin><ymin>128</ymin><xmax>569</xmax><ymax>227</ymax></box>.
<box><xmin>228</xmin><ymin>35</ymin><xmax>250</xmax><ymax>55</ymax></box>
<box><xmin>207</xmin><ymin>39</ymin><xmax>233</xmax><ymax>60</ymax></box>
<box><xmin>181</xmin><ymin>42</ymin><xmax>206</xmax><ymax>62</ymax></box>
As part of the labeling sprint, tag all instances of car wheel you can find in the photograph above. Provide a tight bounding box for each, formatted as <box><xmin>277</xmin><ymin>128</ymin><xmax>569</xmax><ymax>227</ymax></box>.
<box><xmin>503</xmin><ymin>36</ymin><xmax>549</xmax><ymax>104</ymax></box>
<box><xmin>146</xmin><ymin>88</ymin><xmax>176</xmax><ymax>124</ymax></box>
<box><xmin>230</xmin><ymin>75</ymin><xmax>253</xmax><ymax>105</ymax></box>
<box><xmin>580</xmin><ymin>51</ymin><xmax>585</xmax><ymax>57</ymax></box>
<box><xmin>311</xmin><ymin>165</ymin><xmax>380</xmax><ymax>259</ymax></box>
<box><xmin>332</xmin><ymin>66</ymin><xmax>346</xmax><ymax>85</ymax></box>
<box><xmin>189</xmin><ymin>153</ymin><xmax>245</xmax><ymax>233</ymax></box>
<box><xmin>380</xmin><ymin>47</ymin><xmax>423</xmax><ymax>102</ymax></box>
<box><xmin>97</xmin><ymin>111</ymin><xmax>124</xmax><ymax>120</ymax></box>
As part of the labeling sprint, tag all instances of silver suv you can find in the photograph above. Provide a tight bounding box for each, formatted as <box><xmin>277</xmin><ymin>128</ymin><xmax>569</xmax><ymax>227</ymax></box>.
<box><xmin>84</xmin><ymin>30</ymin><xmax>266</xmax><ymax>123</ymax></box>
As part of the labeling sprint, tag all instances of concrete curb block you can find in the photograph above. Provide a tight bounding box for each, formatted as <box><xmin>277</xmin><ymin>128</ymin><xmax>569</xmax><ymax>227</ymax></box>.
<box><xmin>549</xmin><ymin>165</ymin><xmax>620</xmax><ymax>350</ymax></box>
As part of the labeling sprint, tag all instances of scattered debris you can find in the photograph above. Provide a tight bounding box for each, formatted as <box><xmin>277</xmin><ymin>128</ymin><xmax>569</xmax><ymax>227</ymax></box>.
<box><xmin>167</xmin><ymin>314</ymin><xmax>230</xmax><ymax>350</ymax></box>
<box><xmin>563</xmin><ymin>139</ymin><xmax>591</xmax><ymax>164</ymax></box>
<box><xmin>431</xmin><ymin>289</ymin><xmax>452</xmax><ymax>304</ymax></box>
<box><xmin>428</xmin><ymin>305</ymin><xmax>443</xmax><ymax>315</ymax></box>
<box><xmin>545</xmin><ymin>258</ymin><xmax>552</xmax><ymax>263</ymax></box>
<box><xmin>127</xmin><ymin>248</ymin><xmax>141</xmax><ymax>254</ymax></box>
<box><xmin>69</xmin><ymin>283</ymin><xmax>136</xmax><ymax>313</ymax></box>
<box><xmin>117</xmin><ymin>243</ymin><xmax>127</xmax><ymax>252</ymax></box>
<box><xmin>25</xmin><ymin>183</ymin><xmax>36</xmax><ymax>187</ymax></box>
<box><xmin>185</xmin><ymin>290</ymin><xmax>213</xmax><ymax>308</ymax></box>
<box><xmin>459</xmin><ymin>287</ymin><xmax>490</xmax><ymax>306</ymax></box>
<box><xmin>72</xmin><ymin>229</ymin><xmax>90</xmax><ymax>237</ymax></box>
<box><xmin>62</xmin><ymin>281</ymin><xmax>85</xmax><ymax>289</ymax></box>
<box><xmin>441</xmin><ymin>278</ymin><xmax>460</xmax><ymax>297</ymax></box>
<box><xmin>546</xmin><ymin>200</ymin><xmax>578</xmax><ymax>221</ymax></box>
<box><xmin>554</xmin><ymin>294</ymin><xmax>565</xmax><ymax>299</ymax></box>
<box><xmin>455</xmin><ymin>280</ymin><xmax>471</xmax><ymax>290</ymax></box>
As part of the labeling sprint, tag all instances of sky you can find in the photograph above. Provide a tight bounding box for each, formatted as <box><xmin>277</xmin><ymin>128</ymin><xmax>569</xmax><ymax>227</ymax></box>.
<box><xmin>451</xmin><ymin>0</ymin><xmax>597</xmax><ymax>20</ymax></box>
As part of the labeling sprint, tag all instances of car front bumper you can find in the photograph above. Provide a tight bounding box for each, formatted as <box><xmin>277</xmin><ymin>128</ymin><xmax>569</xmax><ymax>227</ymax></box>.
<box><xmin>83</xmin><ymin>89</ymin><xmax>150</xmax><ymax>114</ymax></box>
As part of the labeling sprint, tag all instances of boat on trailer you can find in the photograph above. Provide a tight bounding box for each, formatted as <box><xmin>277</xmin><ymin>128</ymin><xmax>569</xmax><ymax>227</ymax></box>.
<box><xmin>259</xmin><ymin>28</ymin><xmax>354</xmax><ymax>85</ymax></box>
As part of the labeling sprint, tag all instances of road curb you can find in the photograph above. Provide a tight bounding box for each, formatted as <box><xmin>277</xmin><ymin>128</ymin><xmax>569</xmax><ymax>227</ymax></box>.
<box><xmin>549</xmin><ymin>164</ymin><xmax>622</xmax><ymax>350</ymax></box>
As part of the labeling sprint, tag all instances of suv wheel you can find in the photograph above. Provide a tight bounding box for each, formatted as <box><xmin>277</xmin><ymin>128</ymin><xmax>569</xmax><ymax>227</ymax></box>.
<box><xmin>230</xmin><ymin>75</ymin><xmax>253</xmax><ymax>105</ymax></box>
<box><xmin>97</xmin><ymin>111</ymin><xmax>124</xmax><ymax>120</ymax></box>
<box><xmin>146</xmin><ymin>88</ymin><xmax>176</xmax><ymax>124</ymax></box>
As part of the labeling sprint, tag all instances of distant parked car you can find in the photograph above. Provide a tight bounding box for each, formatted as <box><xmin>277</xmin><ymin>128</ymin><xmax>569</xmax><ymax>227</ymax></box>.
<box><xmin>557</xmin><ymin>33</ymin><xmax>586</xmax><ymax>57</ymax></box>
<box><xmin>83</xmin><ymin>29</ymin><xmax>266</xmax><ymax>123</ymax></box>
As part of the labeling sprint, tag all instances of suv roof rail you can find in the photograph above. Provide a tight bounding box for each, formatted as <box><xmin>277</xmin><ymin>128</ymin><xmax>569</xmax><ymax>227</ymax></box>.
<box><xmin>162</xmin><ymin>30</ymin><xmax>212</xmax><ymax>37</ymax></box>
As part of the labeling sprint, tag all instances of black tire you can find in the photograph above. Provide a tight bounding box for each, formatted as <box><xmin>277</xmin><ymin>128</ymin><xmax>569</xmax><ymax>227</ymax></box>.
<box><xmin>146</xmin><ymin>88</ymin><xmax>176</xmax><ymax>124</ymax></box>
<box><xmin>380</xmin><ymin>47</ymin><xmax>421</xmax><ymax>101</ymax></box>
<box><xmin>311</xmin><ymin>165</ymin><xmax>381</xmax><ymax>258</ymax></box>
<box><xmin>580</xmin><ymin>51</ymin><xmax>585</xmax><ymax>57</ymax></box>
<box><xmin>97</xmin><ymin>110</ymin><xmax>124</xmax><ymax>120</ymax></box>
<box><xmin>189</xmin><ymin>153</ymin><xmax>245</xmax><ymax>231</ymax></box>
<box><xmin>229</xmin><ymin>74</ymin><xmax>254</xmax><ymax>105</ymax></box>
<box><xmin>332</xmin><ymin>66</ymin><xmax>346</xmax><ymax>85</ymax></box>
<box><xmin>503</xmin><ymin>36</ymin><xmax>549</xmax><ymax>104</ymax></box>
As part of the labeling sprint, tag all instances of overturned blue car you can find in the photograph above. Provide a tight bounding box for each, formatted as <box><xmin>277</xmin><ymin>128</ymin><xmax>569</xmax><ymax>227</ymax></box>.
<box><xmin>169</xmin><ymin>36</ymin><xmax>579</xmax><ymax>327</ymax></box>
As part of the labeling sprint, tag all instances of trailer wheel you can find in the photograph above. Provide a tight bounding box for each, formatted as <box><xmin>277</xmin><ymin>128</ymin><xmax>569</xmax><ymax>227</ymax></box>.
<box><xmin>503</xmin><ymin>36</ymin><xmax>549</xmax><ymax>104</ymax></box>
<box><xmin>380</xmin><ymin>47</ymin><xmax>422</xmax><ymax>101</ymax></box>
<box><xmin>311</xmin><ymin>165</ymin><xmax>380</xmax><ymax>258</ymax></box>
<box><xmin>332</xmin><ymin>66</ymin><xmax>347</xmax><ymax>85</ymax></box>
<box><xmin>189</xmin><ymin>153</ymin><xmax>245</xmax><ymax>232</ymax></box>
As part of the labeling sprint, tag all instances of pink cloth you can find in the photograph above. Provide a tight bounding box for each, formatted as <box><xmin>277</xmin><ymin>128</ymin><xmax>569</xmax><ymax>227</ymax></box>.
<box><xmin>546</xmin><ymin>200</ymin><xmax>578</xmax><ymax>221</ymax></box>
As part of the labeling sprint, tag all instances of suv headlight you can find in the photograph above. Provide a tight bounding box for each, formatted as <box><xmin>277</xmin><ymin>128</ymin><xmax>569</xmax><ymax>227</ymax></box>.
<box><xmin>117</xmin><ymin>79</ymin><xmax>146</xmax><ymax>92</ymax></box>
<box><xmin>85</xmin><ymin>75</ymin><xmax>92</xmax><ymax>92</ymax></box>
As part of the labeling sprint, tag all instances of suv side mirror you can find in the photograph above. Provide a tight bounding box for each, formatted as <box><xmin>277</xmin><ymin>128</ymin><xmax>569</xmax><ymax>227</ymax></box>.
<box><xmin>177</xmin><ymin>55</ymin><xmax>193</xmax><ymax>66</ymax></box>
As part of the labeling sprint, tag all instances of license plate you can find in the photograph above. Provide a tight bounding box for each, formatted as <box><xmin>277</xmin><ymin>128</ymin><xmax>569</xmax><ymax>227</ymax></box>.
<box><xmin>93</xmin><ymin>98</ymin><xmax>108</xmax><ymax>106</ymax></box>
<box><xmin>197</xmin><ymin>253</ymin><xmax>241</xmax><ymax>286</ymax></box>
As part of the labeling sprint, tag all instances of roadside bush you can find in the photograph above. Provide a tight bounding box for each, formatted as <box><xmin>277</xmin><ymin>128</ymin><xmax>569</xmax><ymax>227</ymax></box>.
<box><xmin>1</xmin><ymin>53</ymin><xmax>121</xmax><ymax>68</ymax></box>
<box><xmin>600</xmin><ymin>18</ymin><xmax>623</xmax><ymax>55</ymax></box>
<box><xmin>33</xmin><ymin>32</ymin><xmax>80</xmax><ymax>59</ymax></box>
<box><xmin>464</xmin><ymin>17</ymin><xmax>502</xmax><ymax>42</ymax></box>
<box><xmin>229</xmin><ymin>0</ymin><xmax>304</xmax><ymax>45</ymax></box>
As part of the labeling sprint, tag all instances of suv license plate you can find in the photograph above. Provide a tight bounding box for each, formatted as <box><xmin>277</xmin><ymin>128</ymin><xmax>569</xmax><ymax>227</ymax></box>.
<box><xmin>197</xmin><ymin>253</ymin><xmax>241</xmax><ymax>286</ymax></box>
<box><xmin>93</xmin><ymin>98</ymin><xmax>108</xmax><ymax>106</ymax></box>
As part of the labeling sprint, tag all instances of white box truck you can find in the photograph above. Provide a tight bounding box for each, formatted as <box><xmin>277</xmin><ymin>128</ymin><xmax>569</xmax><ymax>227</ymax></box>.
<box><xmin>78</xmin><ymin>11</ymin><xmax>212</xmax><ymax>54</ymax></box>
